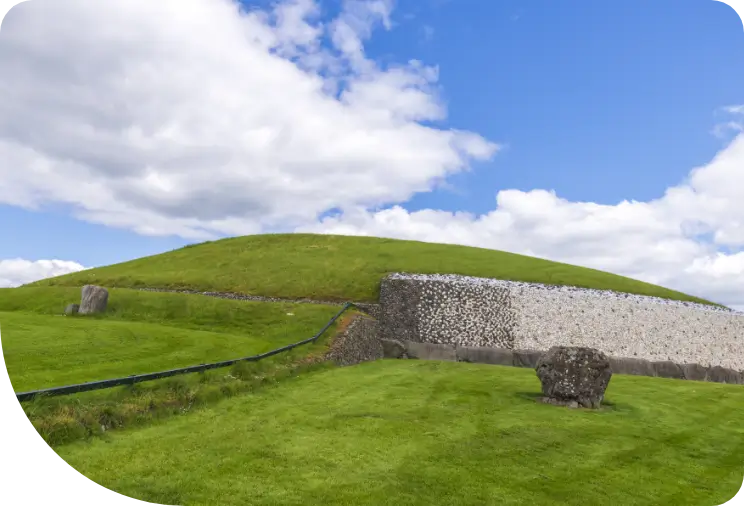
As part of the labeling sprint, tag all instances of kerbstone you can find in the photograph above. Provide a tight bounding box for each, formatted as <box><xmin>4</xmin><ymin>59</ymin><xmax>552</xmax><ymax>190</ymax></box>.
<box><xmin>652</xmin><ymin>361</ymin><xmax>684</xmax><ymax>379</ymax></box>
<box><xmin>456</xmin><ymin>346</ymin><xmax>514</xmax><ymax>366</ymax></box>
<box><xmin>405</xmin><ymin>342</ymin><xmax>457</xmax><ymax>362</ymax></box>
<box><xmin>513</xmin><ymin>350</ymin><xmax>542</xmax><ymax>368</ymax></box>
<box><xmin>679</xmin><ymin>363</ymin><xmax>709</xmax><ymax>382</ymax></box>
<box><xmin>708</xmin><ymin>366</ymin><xmax>742</xmax><ymax>384</ymax></box>
<box><xmin>536</xmin><ymin>346</ymin><xmax>612</xmax><ymax>409</ymax></box>
<box><xmin>608</xmin><ymin>357</ymin><xmax>656</xmax><ymax>377</ymax></box>
<box><xmin>381</xmin><ymin>339</ymin><xmax>407</xmax><ymax>359</ymax></box>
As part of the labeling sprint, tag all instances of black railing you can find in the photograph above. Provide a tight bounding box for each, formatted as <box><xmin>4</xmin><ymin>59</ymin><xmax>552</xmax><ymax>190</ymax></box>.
<box><xmin>16</xmin><ymin>302</ymin><xmax>356</xmax><ymax>403</ymax></box>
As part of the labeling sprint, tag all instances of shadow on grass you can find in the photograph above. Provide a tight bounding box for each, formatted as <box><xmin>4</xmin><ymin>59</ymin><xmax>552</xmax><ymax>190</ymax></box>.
<box><xmin>512</xmin><ymin>391</ymin><xmax>626</xmax><ymax>413</ymax></box>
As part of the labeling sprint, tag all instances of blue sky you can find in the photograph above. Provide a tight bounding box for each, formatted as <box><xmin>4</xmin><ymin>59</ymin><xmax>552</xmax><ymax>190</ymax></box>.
<box><xmin>0</xmin><ymin>0</ymin><xmax>743</xmax><ymax>307</ymax></box>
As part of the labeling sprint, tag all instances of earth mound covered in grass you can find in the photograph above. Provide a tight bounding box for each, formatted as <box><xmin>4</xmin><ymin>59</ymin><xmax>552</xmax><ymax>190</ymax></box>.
<box><xmin>26</xmin><ymin>233</ymin><xmax>717</xmax><ymax>306</ymax></box>
<box><xmin>2</xmin><ymin>233</ymin><xmax>741</xmax><ymax>505</ymax></box>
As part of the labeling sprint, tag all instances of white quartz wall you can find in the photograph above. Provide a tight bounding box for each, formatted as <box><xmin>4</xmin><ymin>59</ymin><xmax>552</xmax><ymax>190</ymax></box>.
<box><xmin>386</xmin><ymin>273</ymin><xmax>744</xmax><ymax>371</ymax></box>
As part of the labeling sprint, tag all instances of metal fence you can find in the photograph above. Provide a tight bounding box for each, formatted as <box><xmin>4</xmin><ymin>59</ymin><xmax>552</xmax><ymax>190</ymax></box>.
<box><xmin>16</xmin><ymin>302</ymin><xmax>356</xmax><ymax>403</ymax></box>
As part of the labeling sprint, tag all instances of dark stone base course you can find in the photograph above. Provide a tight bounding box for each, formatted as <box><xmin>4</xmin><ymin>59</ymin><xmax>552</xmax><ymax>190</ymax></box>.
<box><xmin>378</xmin><ymin>339</ymin><xmax>743</xmax><ymax>385</ymax></box>
<box><xmin>608</xmin><ymin>357</ymin><xmax>656</xmax><ymax>377</ymax></box>
<box><xmin>405</xmin><ymin>341</ymin><xmax>457</xmax><ymax>361</ymax></box>
<box><xmin>325</xmin><ymin>315</ymin><xmax>382</xmax><ymax>366</ymax></box>
<box><xmin>455</xmin><ymin>346</ymin><xmax>514</xmax><ymax>367</ymax></box>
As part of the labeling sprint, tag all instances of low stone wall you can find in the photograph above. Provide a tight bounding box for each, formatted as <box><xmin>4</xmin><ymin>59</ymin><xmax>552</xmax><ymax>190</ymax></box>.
<box><xmin>380</xmin><ymin>339</ymin><xmax>744</xmax><ymax>385</ymax></box>
<box><xmin>325</xmin><ymin>314</ymin><xmax>382</xmax><ymax>366</ymax></box>
<box><xmin>379</xmin><ymin>273</ymin><xmax>744</xmax><ymax>372</ymax></box>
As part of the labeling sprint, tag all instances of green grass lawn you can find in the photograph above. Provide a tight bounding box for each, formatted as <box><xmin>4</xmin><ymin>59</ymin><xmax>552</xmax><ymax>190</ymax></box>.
<box><xmin>0</xmin><ymin>287</ymin><xmax>341</xmax><ymax>392</ymax></box>
<box><xmin>26</xmin><ymin>233</ymin><xmax>718</xmax><ymax>306</ymax></box>
<box><xmin>1</xmin><ymin>286</ymin><xmax>347</xmax><ymax>444</ymax></box>
<box><xmin>55</xmin><ymin>360</ymin><xmax>744</xmax><ymax>506</ymax></box>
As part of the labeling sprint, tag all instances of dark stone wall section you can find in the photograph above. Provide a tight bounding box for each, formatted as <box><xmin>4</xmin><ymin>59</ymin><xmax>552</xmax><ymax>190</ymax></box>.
<box><xmin>379</xmin><ymin>277</ymin><xmax>422</xmax><ymax>342</ymax></box>
<box><xmin>379</xmin><ymin>276</ymin><xmax>517</xmax><ymax>348</ymax></box>
<box><xmin>379</xmin><ymin>339</ymin><xmax>743</xmax><ymax>385</ymax></box>
<box><xmin>325</xmin><ymin>315</ymin><xmax>382</xmax><ymax>366</ymax></box>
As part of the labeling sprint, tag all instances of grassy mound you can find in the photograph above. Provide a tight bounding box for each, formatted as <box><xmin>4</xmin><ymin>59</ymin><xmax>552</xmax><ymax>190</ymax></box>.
<box><xmin>25</xmin><ymin>233</ymin><xmax>717</xmax><ymax>306</ymax></box>
<box><xmin>55</xmin><ymin>360</ymin><xmax>744</xmax><ymax>506</ymax></box>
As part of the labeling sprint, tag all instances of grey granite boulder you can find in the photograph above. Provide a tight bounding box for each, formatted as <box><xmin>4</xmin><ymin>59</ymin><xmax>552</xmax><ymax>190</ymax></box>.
<box><xmin>536</xmin><ymin>346</ymin><xmax>612</xmax><ymax>409</ymax></box>
<box><xmin>64</xmin><ymin>303</ymin><xmax>79</xmax><ymax>315</ymax></box>
<box><xmin>79</xmin><ymin>285</ymin><xmax>109</xmax><ymax>315</ymax></box>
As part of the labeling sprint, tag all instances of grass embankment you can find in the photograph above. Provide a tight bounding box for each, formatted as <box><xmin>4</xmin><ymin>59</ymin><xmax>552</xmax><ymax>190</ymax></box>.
<box><xmin>0</xmin><ymin>286</ymin><xmax>346</xmax><ymax>444</ymax></box>
<box><xmin>56</xmin><ymin>360</ymin><xmax>744</xmax><ymax>506</ymax></box>
<box><xmin>27</xmin><ymin>233</ymin><xmax>717</xmax><ymax>306</ymax></box>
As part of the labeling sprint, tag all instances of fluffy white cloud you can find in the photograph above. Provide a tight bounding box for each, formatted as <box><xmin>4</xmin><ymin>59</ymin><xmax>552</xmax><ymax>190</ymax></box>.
<box><xmin>0</xmin><ymin>0</ymin><xmax>743</xmax><ymax>310</ymax></box>
<box><xmin>0</xmin><ymin>259</ymin><xmax>87</xmax><ymax>288</ymax></box>
<box><xmin>0</xmin><ymin>0</ymin><xmax>496</xmax><ymax>239</ymax></box>
<box><xmin>299</xmin><ymin>133</ymin><xmax>744</xmax><ymax>308</ymax></box>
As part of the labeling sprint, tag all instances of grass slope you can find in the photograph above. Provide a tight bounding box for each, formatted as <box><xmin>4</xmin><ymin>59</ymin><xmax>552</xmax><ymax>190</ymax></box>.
<box><xmin>0</xmin><ymin>287</ymin><xmax>340</xmax><ymax>392</ymax></box>
<box><xmin>27</xmin><ymin>233</ymin><xmax>717</xmax><ymax>306</ymax></box>
<box><xmin>56</xmin><ymin>360</ymin><xmax>744</xmax><ymax>506</ymax></box>
<box><xmin>1</xmin><ymin>287</ymin><xmax>348</xmax><ymax>444</ymax></box>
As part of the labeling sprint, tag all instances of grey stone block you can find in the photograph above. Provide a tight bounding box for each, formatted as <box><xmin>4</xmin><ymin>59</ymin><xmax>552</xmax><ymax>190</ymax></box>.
<box><xmin>535</xmin><ymin>347</ymin><xmax>612</xmax><ymax>409</ymax></box>
<box><xmin>652</xmin><ymin>361</ymin><xmax>684</xmax><ymax>379</ymax></box>
<box><xmin>79</xmin><ymin>285</ymin><xmax>109</xmax><ymax>315</ymax></box>
<box><xmin>380</xmin><ymin>339</ymin><xmax>407</xmax><ymax>359</ymax></box>
<box><xmin>456</xmin><ymin>346</ymin><xmax>514</xmax><ymax>366</ymax></box>
<box><xmin>609</xmin><ymin>357</ymin><xmax>656</xmax><ymax>377</ymax></box>
<box><xmin>64</xmin><ymin>303</ymin><xmax>79</xmax><ymax>316</ymax></box>
<box><xmin>707</xmin><ymin>366</ymin><xmax>742</xmax><ymax>384</ymax></box>
<box><xmin>679</xmin><ymin>363</ymin><xmax>709</xmax><ymax>382</ymax></box>
<box><xmin>513</xmin><ymin>349</ymin><xmax>543</xmax><ymax>368</ymax></box>
<box><xmin>404</xmin><ymin>341</ymin><xmax>457</xmax><ymax>361</ymax></box>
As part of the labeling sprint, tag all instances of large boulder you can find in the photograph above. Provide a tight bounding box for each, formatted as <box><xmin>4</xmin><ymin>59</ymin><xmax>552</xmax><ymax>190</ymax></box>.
<box><xmin>536</xmin><ymin>346</ymin><xmax>612</xmax><ymax>409</ymax></box>
<box><xmin>79</xmin><ymin>285</ymin><xmax>109</xmax><ymax>314</ymax></box>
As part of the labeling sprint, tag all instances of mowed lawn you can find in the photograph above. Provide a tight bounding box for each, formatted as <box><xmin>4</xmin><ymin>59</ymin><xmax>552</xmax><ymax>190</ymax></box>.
<box><xmin>56</xmin><ymin>360</ymin><xmax>744</xmax><ymax>506</ymax></box>
<box><xmin>27</xmin><ymin>233</ymin><xmax>718</xmax><ymax>306</ymax></box>
<box><xmin>0</xmin><ymin>287</ymin><xmax>341</xmax><ymax>391</ymax></box>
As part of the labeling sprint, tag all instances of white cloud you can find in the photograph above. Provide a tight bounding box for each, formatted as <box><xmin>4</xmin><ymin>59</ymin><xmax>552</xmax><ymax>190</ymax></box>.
<box><xmin>0</xmin><ymin>259</ymin><xmax>87</xmax><ymax>288</ymax></box>
<box><xmin>0</xmin><ymin>0</ymin><xmax>497</xmax><ymax>239</ymax></box>
<box><xmin>299</xmin><ymin>134</ymin><xmax>744</xmax><ymax>308</ymax></box>
<box><xmin>0</xmin><ymin>0</ymin><xmax>743</xmax><ymax>310</ymax></box>
<box><xmin>723</xmin><ymin>104</ymin><xmax>744</xmax><ymax>115</ymax></box>
<box><xmin>713</xmin><ymin>104</ymin><xmax>744</xmax><ymax>138</ymax></box>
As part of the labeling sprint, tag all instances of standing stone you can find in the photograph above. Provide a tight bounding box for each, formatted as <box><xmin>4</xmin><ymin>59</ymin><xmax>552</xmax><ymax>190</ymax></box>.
<box><xmin>535</xmin><ymin>346</ymin><xmax>612</xmax><ymax>409</ymax></box>
<box><xmin>79</xmin><ymin>285</ymin><xmax>109</xmax><ymax>314</ymax></box>
<box><xmin>64</xmin><ymin>303</ymin><xmax>80</xmax><ymax>316</ymax></box>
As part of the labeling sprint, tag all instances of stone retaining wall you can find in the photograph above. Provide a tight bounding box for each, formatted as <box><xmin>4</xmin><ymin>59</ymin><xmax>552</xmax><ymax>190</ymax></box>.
<box><xmin>380</xmin><ymin>339</ymin><xmax>744</xmax><ymax>385</ymax></box>
<box><xmin>325</xmin><ymin>314</ymin><xmax>382</xmax><ymax>366</ymax></box>
<box><xmin>379</xmin><ymin>273</ymin><xmax>744</xmax><ymax>372</ymax></box>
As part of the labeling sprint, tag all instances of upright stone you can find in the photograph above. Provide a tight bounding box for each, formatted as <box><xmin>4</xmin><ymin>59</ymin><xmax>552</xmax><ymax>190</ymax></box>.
<box><xmin>79</xmin><ymin>285</ymin><xmax>109</xmax><ymax>314</ymax></box>
<box><xmin>64</xmin><ymin>303</ymin><xmax>80</xmax><ymax>315</ymax></box>
<box><xmin>535</xmin><ymin>346</ymin><xmax>612</xmax><ymax>409</ymax></box>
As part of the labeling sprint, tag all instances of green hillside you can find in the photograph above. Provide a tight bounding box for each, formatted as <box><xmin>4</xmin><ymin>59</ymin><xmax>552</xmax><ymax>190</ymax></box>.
<box><xmin>3</xmin><ymin>233</ymin><xmax>739</xmax><ymax>505</ymax></box>
<box><xmin>26</xmin><ymin>233</ymin><xmax>717</xmax><ymax>306</ymax></box>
